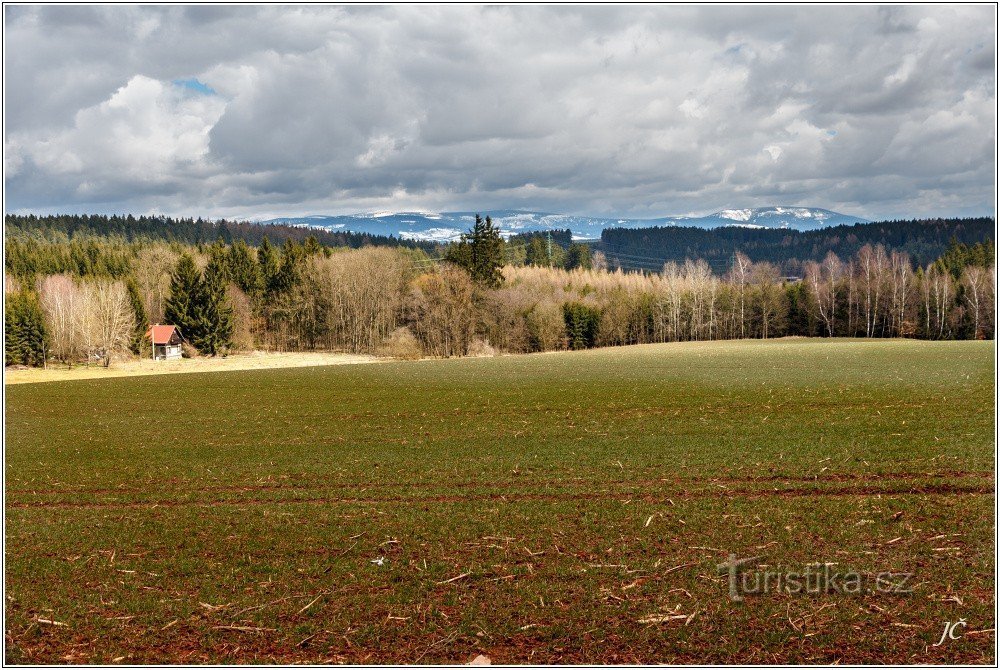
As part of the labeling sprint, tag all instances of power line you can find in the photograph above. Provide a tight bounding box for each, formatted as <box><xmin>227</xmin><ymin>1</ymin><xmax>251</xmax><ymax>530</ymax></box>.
<box><xmin>597</xmin><ymin>242</ymin><xmax>734</xmax><ymax>268</ymax></box>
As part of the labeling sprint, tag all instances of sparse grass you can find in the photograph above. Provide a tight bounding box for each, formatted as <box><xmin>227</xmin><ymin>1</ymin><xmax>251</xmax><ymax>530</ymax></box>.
<box><xmin>4</xmin><ymin>338</ymin><xmax>995</xmax><ymax>663</ymax></box>
<box><xmin>3</xmin><ymin>351</ymin><xmax>377</xmax><ymax>385</ymax></box>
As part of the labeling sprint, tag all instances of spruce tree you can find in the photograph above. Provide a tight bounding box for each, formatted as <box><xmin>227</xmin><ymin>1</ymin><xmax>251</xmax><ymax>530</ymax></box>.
<box><xmin>444</xmin><ymin>236</ymin><xmax>473</xmax><ymax>271</ymax></box>
<box><xmin>227</xmin><ymin>239</ymin><xmax>263</xmax><ymax>297</ymax></box>
<box><xmin>563</xmin><ymin>302</ymin><xmax>600</xmax><ymax>350</ymax></box>
<box><xmin>257</xmin><ymin>237</ymin><xmax>279</xmax><ymax>295</ymax></box>
<box><xmin>126</xmin><ymin>278</ymin><xmax>149</xmax><ymax>355</ymax></box>
<box><xmin>192</xmin><ymin>255</ymin><xmax>234</xmax><ymax>355</ymax></box>
<box><xmin>272</xmin><ymin>239</ymin><xmax>305</xmax><ymax>295</ymax></box>
<box><xmin>470</xmin><ymin>215</ymin><xmax>504</xmax><ymax>288</ymax></box>
<box><xmin>4</xmin><ymin>291</ymin><xmax>48</xmax><ymax>366</ymax></box>
<box><xmin>524</xmin><ymin>237</ymin><xmax>545</xmax><ymax>267</ymax></box>
<box><xmin>207</xmin><ymin>238</ymin><xmax>230</xmax><ymax>282</ymax></box>
<box><xmin>445</xmin><ymin>214</ymin><xmax>505</xmax><ymax>286</ymax></box>
<box><xmin>303</xmin><ymin>235</ymin><xmax>322</xmax><ymax>256</ymax></box>
<box><xmin>164</xmin><ymin>253</ymin><xmax>201</xmax><ymax>341</ymax></box>
<box><xmin>564</xmin><ymin>243</ymin><xmax>592</xmax><ymax>270</ymax></box>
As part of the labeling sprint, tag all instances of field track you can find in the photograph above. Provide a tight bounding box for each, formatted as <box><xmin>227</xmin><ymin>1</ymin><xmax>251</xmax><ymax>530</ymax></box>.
<box><xmin>5</xmin><ymin>339</ymin><xmax>995</xmax><ymax>663</ymax></box>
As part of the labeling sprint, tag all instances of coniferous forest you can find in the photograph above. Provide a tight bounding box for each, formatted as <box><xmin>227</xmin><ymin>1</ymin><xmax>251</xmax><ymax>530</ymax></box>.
<box><xmin>3</xmin><ymin>213</ymin><xmax>995</xmax><ymax>367</ymax></box>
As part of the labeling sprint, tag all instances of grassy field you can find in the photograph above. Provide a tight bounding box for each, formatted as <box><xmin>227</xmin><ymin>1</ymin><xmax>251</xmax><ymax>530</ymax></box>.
<box><xmin>4</xmin><ymin>338</ymin><xmax>995</xmax><ymax>664</ymax></box>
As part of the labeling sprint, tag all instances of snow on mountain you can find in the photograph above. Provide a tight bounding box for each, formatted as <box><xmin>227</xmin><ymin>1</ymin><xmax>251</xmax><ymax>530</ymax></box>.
<box><xmin>717</xmin><ymin>209</ymin><xmax>753</xmax><ymax>222</ymax></box>
<box><xmin>399</xmin><ymin>227</ymin><xmax>463</xmax><ymax>242</ymax></box>
<box><xmin>260</xmin><ymin>207</ymin><xmax>868</xmax><ymax>241</ymax></box>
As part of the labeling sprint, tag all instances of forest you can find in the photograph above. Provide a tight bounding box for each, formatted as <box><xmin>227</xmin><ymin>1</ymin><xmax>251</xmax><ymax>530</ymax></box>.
<box><xmin>598</xmin><ymin>217</ymin><xmax>995</xmax><ymax>273</ymax></box>
<box><xmin>4</xmin><ymin>213</ymin><xmax>436</xmax><ymax>252</ymax></box>
<box><xmin>4</xmin><ymin>214</ymin><xmax>995</xmax><ymax>367</ymax></box>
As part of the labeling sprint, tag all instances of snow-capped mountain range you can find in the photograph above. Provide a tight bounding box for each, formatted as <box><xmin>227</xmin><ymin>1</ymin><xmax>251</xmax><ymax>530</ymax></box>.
<box><xmin>260</xmin><ymin>207</ymin><xmax>868</xmax><ymax>242</ymax></box>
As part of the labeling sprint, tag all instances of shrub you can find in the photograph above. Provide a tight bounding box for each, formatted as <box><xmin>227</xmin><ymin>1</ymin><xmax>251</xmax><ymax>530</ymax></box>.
<box><xmin>378</xmin><ymin>327</ymin><xmax>423</xmax><ymax>360</ymax></box>
<box><xmin>467</xmin><ymin>337</ymin><xmax>496</xmax><ymax>357</ymax></box>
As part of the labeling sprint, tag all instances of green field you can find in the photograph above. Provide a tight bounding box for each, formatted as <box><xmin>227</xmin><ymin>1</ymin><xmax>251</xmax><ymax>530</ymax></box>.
<box><xmin>5</xmin><ymin>339</ymin><xmax>995</xmax><ymax>663</ymax></box>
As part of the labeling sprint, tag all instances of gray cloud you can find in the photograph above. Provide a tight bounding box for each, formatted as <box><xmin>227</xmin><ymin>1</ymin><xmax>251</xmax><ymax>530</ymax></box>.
<box><xmin>4</xmin><ymin>5</ymin><xmax>996</xmax><ymax>220</ymax></box>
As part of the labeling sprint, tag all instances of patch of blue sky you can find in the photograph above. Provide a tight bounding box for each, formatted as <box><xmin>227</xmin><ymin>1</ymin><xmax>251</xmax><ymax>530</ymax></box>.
<box><xmin>173</xmin><ymin>78</ymin><xmax>217</xmax><ymax>96</ymax></box>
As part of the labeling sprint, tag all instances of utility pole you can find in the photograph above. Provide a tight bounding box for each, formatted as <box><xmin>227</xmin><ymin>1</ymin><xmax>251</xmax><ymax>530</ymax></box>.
<box><xmin>546</xmin><ymin>230</ymin><xmax>552</xmax><ymax>266</ymax></box>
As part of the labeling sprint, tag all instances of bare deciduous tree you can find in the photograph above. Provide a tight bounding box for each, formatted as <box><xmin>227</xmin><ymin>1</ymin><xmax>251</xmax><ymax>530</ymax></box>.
<box><xmin>887</xmin><ymin>251</ymin><xmax>913</xmax><ymax>336</ymax></box>
<box><xmin>38</xmin><ymin>274</ymin><xmax>85</xmax><ymax>363</ymax></box>
<box><xmin>309</xmin><ymin>247</ymin><xmax>409</xmax><ymax>354</ymax></box>
<box><xmin>133</xmin><ymin>245</ymin><xmax>180</xmax><ymax>325</ymax></box>
<box><xmin>405</xmin><ymin>264</ymin><xmax>476</xmax><ymax>357</ymax></box>
<box><xmin>961</xmin><ymin>266</ymin><xmax>989</xmax><ymax>339</ymax></box>
<box><xmin>750</xmin><ymin>262</ymin><xmax>784</xmax><ymax>339</ymax></box>
<box><xmin>805</xmin><ymin>252</ymin><xmax>842</xmax><ymax>337</ymax></box>
<box><xmin>920</xmin><ymin>263</ymin><xmax>954</xmax><ymax>339</ymax></box>
<box><xmin>88</xmin><ymin>279</ymin><xmax>136</xmax><ymax>366</ymax></box>
<box><xmin>857</xmin><ymin>244</ymin><xmax>889</xmax><ymax>337</ymax></box>
<box><xmin>729</xmin><ymin>252</ymin><xmax>752</xmax><ymax>339</ymax></box>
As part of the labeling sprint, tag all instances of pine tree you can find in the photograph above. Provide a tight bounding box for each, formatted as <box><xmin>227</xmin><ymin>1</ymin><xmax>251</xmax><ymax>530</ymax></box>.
<box><xmin>446</xmin><ymin>214</ymin><xmax>505</xmax><ymax>286</ymax></box>
<box><xmin>564</xmin><ymin>243</ymin><xmax>592</xmax><ymax>270</ymax></box>
<box><xmin>164</xmin><ymin>254</ymin><xmax>201</xmax><ymax>341</ymax></box>
<box><xmin>525</xmin><ymin>237</ymin><xmax>548</xmax><ymax>267</ymax></box>
<box><xmin>257</xmin><ymin>237</ymin><xmax>279</xmax><ymax>295</ymax></box>
<box><xmin>4</xmin><ymin>291</ymin><xmax>48</xmax><ymax>366</ymax></box>
<box><xmin>207</xmin><ymin>238</ymin><xmax>230</xmax><ymax>282</ymax></box>
<box><xmin>563</xmin><ymin>302</ymin><xmax>600</xmax><ymax>350</ymax></box>
<box><xmin>126</xmin><ymin>278</ymin><xmax>149</xmax><ymax>355</ymax></box>
<box><xmin>303</xmin><ymin>235</ymin><xmax>322</xmax><ymax>256</ymax></box>
<box><xmin>191</xmin><ymin>255</ymin><xmax>234</xmax><ymax>355</ymax></box>
<box><xmin>444</xmin><ymin>236</ymin><xmax>473</xmax><ymax>270</ymax></box>
<box><xmin>272</xmin><ymin>239</ymin><xmax>305</xmax><ymax>295</ymax></box>
<box><xmin>471</xmin><ymin>215</ymin><xmax>504</xmax><ymax>288</ymax></box>
<box><xmin>227</xmin><ymin>239</ymin><xmax>263</xmax><ymax>297</ymax></box>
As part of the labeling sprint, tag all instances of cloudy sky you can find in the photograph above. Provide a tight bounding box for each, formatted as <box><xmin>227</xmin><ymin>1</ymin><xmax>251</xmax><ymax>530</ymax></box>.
<box><xmin>4</xmin><ymin>4</ymin><xmax>996</xmax><ymax>220</ymax></box>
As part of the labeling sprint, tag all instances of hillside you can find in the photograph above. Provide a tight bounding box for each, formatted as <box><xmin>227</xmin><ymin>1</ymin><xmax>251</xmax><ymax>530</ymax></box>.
<box><xmin>598</xmin><ymin>217</ymin><xmax>995</xmax><ymax>273</ymax></box>
<box><xmin>261</xmin><ymin>206</ymin><xmax>869</xmax><ymax>241</ymax></box>
<box><xmin>3</xmin><ymin>214</ymin><xmax>437</xmax><ymax>252</ymax></box>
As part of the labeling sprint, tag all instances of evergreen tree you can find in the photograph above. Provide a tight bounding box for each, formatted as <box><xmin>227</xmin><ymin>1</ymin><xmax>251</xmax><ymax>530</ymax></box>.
<box><xmin>257</xmin><ymin>237</ymin><xmax>279</xmax><ymax>295</ymax></box>
<box><xmin>227</xmin><ymin>239</ymin><xmax>263</xmax><ymax>297</ymax></box>
<box><xmin>191</xmin><ymin>255</ymin><xmax>234</xmax><ymax>355</ymax></box>
<box><xmin>444</xmin><ymin>236</ymin><xmax>473</xmax><ymax>270</ymax></box>
<box><xmin>207</xmin><ymin>237</ymin><xmax>230</xmax><ymax>282</ymax></box>
<box><xmin>563</xmin><ymin>302</ymin><xmax>600</xmax><ymax>350</ymax></box>
<box><xmin>471</xmin><ymin>215</ymin><xmax>505</xmax><ymax>288</ymax></box>
<box><xmin>4</xmin><ymin>291</ymin><xmax>48</xmax><ymax>366</ymax></box>
<box><xmin>937</xmin><ymin>238</ymin><xmax>995</xmax><ymax>279</ymax></box>
<box><xmin>525</xmin><ymin>237</ymin><xmax>548</xmax><ymax>267</ymax></box>
<box><xmin>126</xmin><ymin>278</ymin><xmax>149</xmax><ymax>355</ymax></box>
<box><xmin>303</xmin><ymin>235</ymin><xmax>322</xmax><ymax>256</ymax></box>
<box><xmin>564</xmin><ymin>243</ymin><xmax>592</xmax><ymax>271</ymax></box>
<box><xmin>272</xmin><ymin>239</ymin><xmax>306</xmax><ymax>295</ymax></box>
<box><xmin>784</xmin><ymin>281</ymin><xmax>814</xmax><ymax>336</ymax></box>
<box><xmin>446</xmin><ymin>214</ymin><xmax>505</xmax><ymax>287</ymax></box>
<box><xmin>164</xmin><ymin>254</ymin><xmax>201</xmax><ymax>340</ymax></box>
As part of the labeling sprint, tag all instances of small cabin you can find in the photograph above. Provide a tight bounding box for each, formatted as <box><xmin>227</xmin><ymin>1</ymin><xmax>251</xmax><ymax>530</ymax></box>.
<box><xmin>146</xmin><ymin>324</ymin><xmax>184</xmax><ymax>361</ymax></box>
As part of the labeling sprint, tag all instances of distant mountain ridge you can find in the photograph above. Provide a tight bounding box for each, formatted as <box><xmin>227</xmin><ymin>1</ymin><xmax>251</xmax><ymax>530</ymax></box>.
<box><xmin>260</xmin><ymin>206</ymin><xmax>869</xmax><ymax>242</ymax></box>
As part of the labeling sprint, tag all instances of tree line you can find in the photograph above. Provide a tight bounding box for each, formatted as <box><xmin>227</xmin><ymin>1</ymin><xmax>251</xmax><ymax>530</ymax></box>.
<box><xmin>4</xmin><ymin>217</ymin><xmax>995</xmax><ymax>367</ymax></box>
<box><xmin>599</xmin><ymin>217</ymin><xmax>995</xmax><ymax>274</ymax></box>
<box><xmin>5</xmin><ymin>213</ymin><xmax>436</xmax><ymax>253</ymax></box>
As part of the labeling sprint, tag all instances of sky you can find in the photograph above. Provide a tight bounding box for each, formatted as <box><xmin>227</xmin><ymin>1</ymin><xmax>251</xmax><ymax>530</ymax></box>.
<box><xmin>3</xmin><ymin>4</ymin><xmax>997</xmax><ymax>221</ymax></box>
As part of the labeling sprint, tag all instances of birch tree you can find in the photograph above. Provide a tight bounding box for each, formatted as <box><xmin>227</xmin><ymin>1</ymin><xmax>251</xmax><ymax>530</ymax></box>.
<box><xmin>961</xmin><ymin>265</ymin><xmax>990</xmax><ymax>339</ymax></box>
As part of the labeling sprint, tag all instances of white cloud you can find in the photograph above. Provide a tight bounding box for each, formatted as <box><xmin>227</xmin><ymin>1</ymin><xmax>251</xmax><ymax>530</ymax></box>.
<box><xmin>3</xmin><ymin>5</ymin><xmax>996</xmax><ymax>220</ymax></box>
<box><xmin>13</xmin><ymin>75</ymin><xmax>225</xmax><ymax>190</ymax></box>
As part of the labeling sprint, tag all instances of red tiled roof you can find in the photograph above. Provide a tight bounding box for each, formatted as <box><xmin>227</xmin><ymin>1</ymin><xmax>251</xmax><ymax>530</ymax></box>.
<box><xmin>146</xmin><ymin>324</ymin><xmax>179</xmax><ymax>345</ymax></box>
